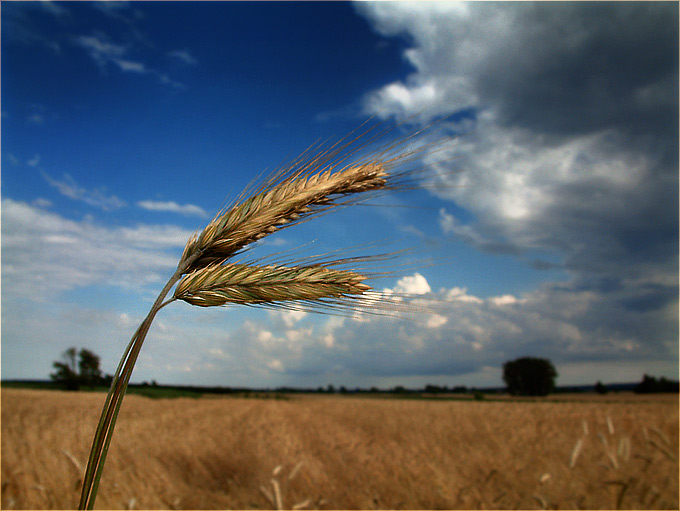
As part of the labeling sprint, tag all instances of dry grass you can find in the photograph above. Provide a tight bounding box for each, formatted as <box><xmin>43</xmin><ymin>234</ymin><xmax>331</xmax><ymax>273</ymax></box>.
<box><xmin>2</xmin><ymin>388</ymin><xmax>677</xmax><ymax>510</ymax></box>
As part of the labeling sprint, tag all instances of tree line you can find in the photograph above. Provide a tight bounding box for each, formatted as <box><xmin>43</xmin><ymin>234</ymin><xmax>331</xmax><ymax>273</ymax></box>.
<box><xmin>50</xmin><ymin>349</ymin><xmax>676</xmax><ymax>395</ymax></box>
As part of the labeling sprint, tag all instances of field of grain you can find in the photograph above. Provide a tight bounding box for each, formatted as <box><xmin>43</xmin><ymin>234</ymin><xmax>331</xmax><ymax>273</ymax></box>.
<box><xmin>2</xmin><ymin>389</ymin><xmax>677</xmax><ymax>510</ymax></box>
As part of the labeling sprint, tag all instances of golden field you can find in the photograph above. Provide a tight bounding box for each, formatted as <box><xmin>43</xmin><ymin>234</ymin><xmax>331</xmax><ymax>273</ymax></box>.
<box><xmin>1</xmin><ymin>388</ymin><xmax>677</xmax><ymax>510</ymax></box>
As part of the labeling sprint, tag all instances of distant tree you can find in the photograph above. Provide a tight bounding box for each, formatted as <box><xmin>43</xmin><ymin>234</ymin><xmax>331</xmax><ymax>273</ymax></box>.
<box><xmin>51</xmin><ymin>347</ymin><xmax>104</xmax><ymax>390</ymax></box>
<box><xmin>503</xmin><ymin>357</ymin><xmax>558</xmax><ymax>396</ymax></box>
<box><xmin>51</xmin><ymin>347</ymin><xmax>80</xmax><ymax>390</ymax></box>
<box><xmin>635</xmin><ymin>374</ymin><xmax>680</xmax><ymax>393</ymax></box>
<box><xmin>78</xmin><ymin>349</ymin><xmax>103</xmax><ymax>387</ymax></box>
<box><xmin>594</xmin><ymin>381</ymin><xmax>608</xmax><ymax>394</ymax></box>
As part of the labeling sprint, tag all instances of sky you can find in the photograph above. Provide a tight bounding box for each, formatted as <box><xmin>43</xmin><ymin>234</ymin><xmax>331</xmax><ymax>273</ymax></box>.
<box><xmin>2</xmin><ymin>1</ymin><xmax>678</xmax><ymax>390</ymax></box>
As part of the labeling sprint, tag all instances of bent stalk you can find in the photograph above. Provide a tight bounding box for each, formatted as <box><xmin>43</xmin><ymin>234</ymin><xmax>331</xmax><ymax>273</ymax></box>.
<box><xmin>78</xmin><ymin>256</ymin><xmax>196</xmax><ymax>509</ymax></box>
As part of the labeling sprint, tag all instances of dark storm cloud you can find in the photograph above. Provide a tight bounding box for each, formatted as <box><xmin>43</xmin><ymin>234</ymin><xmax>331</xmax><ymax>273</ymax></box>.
<box><xmin>478</xmin><ymin>3</ymin><xmax>678</xmax><ymax>140</ymax></box>
<box><xmin>357</xmin><ymin>1</ymin><xmax>678</xmax><ymax>376</ymax></box>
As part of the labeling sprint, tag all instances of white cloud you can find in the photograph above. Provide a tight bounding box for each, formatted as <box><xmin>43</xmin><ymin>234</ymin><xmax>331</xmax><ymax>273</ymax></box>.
<box><xmin>425</xmin><ymin>313</ymin><xmax>447</xmax><ymax>329</ymax></box>
<box><xmin>76</xmin><ymin>34</ymin><xmax>126</xmax><ymax>65</ymax></box>
<box><xmin>42</xmin><ymin>171</ymin><xmax>126</xmax><ymax>211</ymax></box>
<box><xmin>280</xmin><ymin>309</ymin><xmax>307</xmax><ymax>328</ymax></box>
<box><xmin>445</xmin><ymin>287</ymin><xmax>483</xmax><ymax>304</ymax></box>
<box><xmin>31</xmin><ymin>198</ymin><xmax>52</xmax><ymax>208</ymax></box>
<box><xmin>137</xmin><ymin>200</ymin><xmax>208</xmax><ymax>217</ymax></box>
<box><xmin>357</xmin><ymin>2</ymin><xmax>677</xmax><ymax>274</ymax></box>
<box><xmin>488</xmin><ymin>295</ymin><xmax>519</xmax><ymax>307</ymax></box>
<box><xmin>3</xmin><ymin>242</ymin><xmax>675</xmax><ymax>388</ymax></box>
<box><xmin>40</xmin><ymin>1</ymin><xmax>71</xmax><ymax>18</ymax></box>
<box><xmin>267</xmin><ymin>359</ymin><xmax>284</xmax><ymax>371</ymax></box>
<box><xmin>392</xmin><ymin>273</ymin><xmax>431</xmax><ymax>295</ymax></box>
<box><xmin>355</xmin><ymin>2</ymin><xmax>678</xmax><ymax>372</ymax></box>
<box><xmin>92</xmin><ymin>1</ymin><xmax>136</xmax><ymax>20</ymax></box>
<box><xmin>27</xmin><ymin>154</ymin><xmax>41</xmax><ymax>167</ymax></box>
<box><xmin>208</xmin><ymin>348</ymin><xmax>230</xmax><ymax>361</ymax></box>
<box><xmin>75</xmin><ymin>33</ymin><xmax>184</xmax><ymax>87</ymax></box>
<box><xmin>2</xmin><ymin>1</ymin><xmax>69</xmax><ymax>52</ymax></box>
<box><xmin>168</xmin><ymin>49</ymin><xmax>198</xmax><ymax>65</ymax></box>
<box><xmin>257</xmin><ymin>330</ymin><xmax>275</xmax><ymax>345</ymax></box>
<box><xmin>322</xmin><ymin>334</ymin><xmax>335</xmax><ymax>348</ymax></box>
<box><xmin>114</xmin><ymin>58</ymin><xmax>146</xmax><ymax>73</ymax></box>
<box><xmin>1</xmin><ymin>198</ymin><xmax>193</xmax><ymax>300</ymax></box>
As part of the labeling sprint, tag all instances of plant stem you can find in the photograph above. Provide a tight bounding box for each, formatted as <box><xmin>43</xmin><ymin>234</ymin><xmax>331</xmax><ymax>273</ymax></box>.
<box><xmin>79</xmin><ymin>255</ymin><xmax>196</xmax><ymax>509</ymax></box>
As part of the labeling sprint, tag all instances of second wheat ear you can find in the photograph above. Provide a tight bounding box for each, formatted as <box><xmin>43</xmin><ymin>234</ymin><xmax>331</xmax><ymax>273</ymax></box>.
<box><xmin>78</xmin><ymin>119</ymin><xmax>450</xmax><ymax>509</ymax></box>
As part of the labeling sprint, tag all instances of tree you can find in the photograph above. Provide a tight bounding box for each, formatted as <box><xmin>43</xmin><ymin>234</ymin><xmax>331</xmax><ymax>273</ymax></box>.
<box><xmin>51</xmin><ymin>347</ymin><xmax>104</xmax><ymax>390</ymax></box>
<box><xmin>503</xmin><ymin>356</ymin><xmax>558</xmax><ymax>396</ymax></box>
<box><xmin>594</xmin><ymin>381</ymin><xmax>608</xmax><ymax>394</ymax></box>
<box><xmin>51</xmin><ymin>347</ymin><xmax>80</xmax><ymax>390</ymax></box>
<box><xmin>635</xmin><ymin>374</ymin><xmax>680</xmax><ymax>393</ymax></box>
<box><xmin>79</xmin><ymin>349</ymin><xmax>103</xmax><ymax>387</ymax></box>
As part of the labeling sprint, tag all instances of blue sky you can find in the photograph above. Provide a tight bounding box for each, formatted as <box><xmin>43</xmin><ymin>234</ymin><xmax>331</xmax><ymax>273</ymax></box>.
<box><xmin>2</xmin><ymin>1</ymin><xmax>678</xmax><ymax>389</ymax></box>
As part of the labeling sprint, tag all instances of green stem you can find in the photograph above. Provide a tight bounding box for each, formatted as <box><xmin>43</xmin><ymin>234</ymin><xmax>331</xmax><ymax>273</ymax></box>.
<box><xmin>79</xmin><ymin>254</ymin><xmax>197</xmax><ymax>509</ymax></box>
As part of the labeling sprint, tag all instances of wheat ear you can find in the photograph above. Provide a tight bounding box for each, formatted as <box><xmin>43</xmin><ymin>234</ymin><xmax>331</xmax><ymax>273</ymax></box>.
<box><xmin>174</xmin><ymin>263</ymin><xmax>370</xmax><ymax>307</ymax></box>
<box><xmin>181</xmin><ymin>162</ymin><xmax>387</xmax><ymax>270</ymax></box>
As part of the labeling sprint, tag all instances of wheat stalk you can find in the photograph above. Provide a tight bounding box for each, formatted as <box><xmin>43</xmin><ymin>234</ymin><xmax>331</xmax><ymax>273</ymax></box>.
<box><xmin>569</xmin><ymin>438</ymin><xmax>584</xmax><ymax>468</ymax></box>
<box><xmin>78</xmin><ymin>118</ymin><xmax>451</xmax><ymax>509</ymax></box>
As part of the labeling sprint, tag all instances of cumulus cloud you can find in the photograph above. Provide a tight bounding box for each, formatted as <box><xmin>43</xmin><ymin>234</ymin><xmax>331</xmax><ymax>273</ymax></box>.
<box><xmin>217</xmin><ymin>275</ymin><xmax>676</xmax><ymax>386</ymax></box>
<box><xmin>1</xmin><ymin>198</ymin><xmax>193</xmax><ymax>300</ymax></box>
<box><xmin>392</xmin><ymin>273</ymin><xmax>431</xmax><ymax>295</ymax></box>
<box><xmin>352</xmin><ymin>1</ymin><xmax>678</xmax><ymax>381</ymax></box>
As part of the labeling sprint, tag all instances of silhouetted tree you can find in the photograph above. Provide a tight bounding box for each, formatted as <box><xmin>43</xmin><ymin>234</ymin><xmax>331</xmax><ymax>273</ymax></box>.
<box><xmin>635</xmin><ymin>374</ymin><xmax>680</xmax><ymax>393</ymax></box>
<box><xmin>78</xmin><ymin>349</ymin><xmax>103</xmax><ymax>387</ymax></box>
<box><xmin>503</xmin><ymin>357</ymin><xmax>558</xmax><ymax>396</ymax></box>
<box><xmin>594</xmin><ymin>381</ymin><xmax>608</xmax><ymax>394</ymax></box>
<box><xmin>51</xmin><ymin>347</ymin><xmax>80</xmax><ymax>390</ymax></box>
<box><xmin>51</xmin><ymin>347</ymin><xmax>104</xmax><ymax>390</ymax></box>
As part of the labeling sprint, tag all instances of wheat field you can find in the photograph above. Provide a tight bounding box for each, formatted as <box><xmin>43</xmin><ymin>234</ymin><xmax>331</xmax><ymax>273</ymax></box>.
<box><xmin>1</xmin><ymin>388</ymin><xmax>677</xmax><ymax>510</ymax></box>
